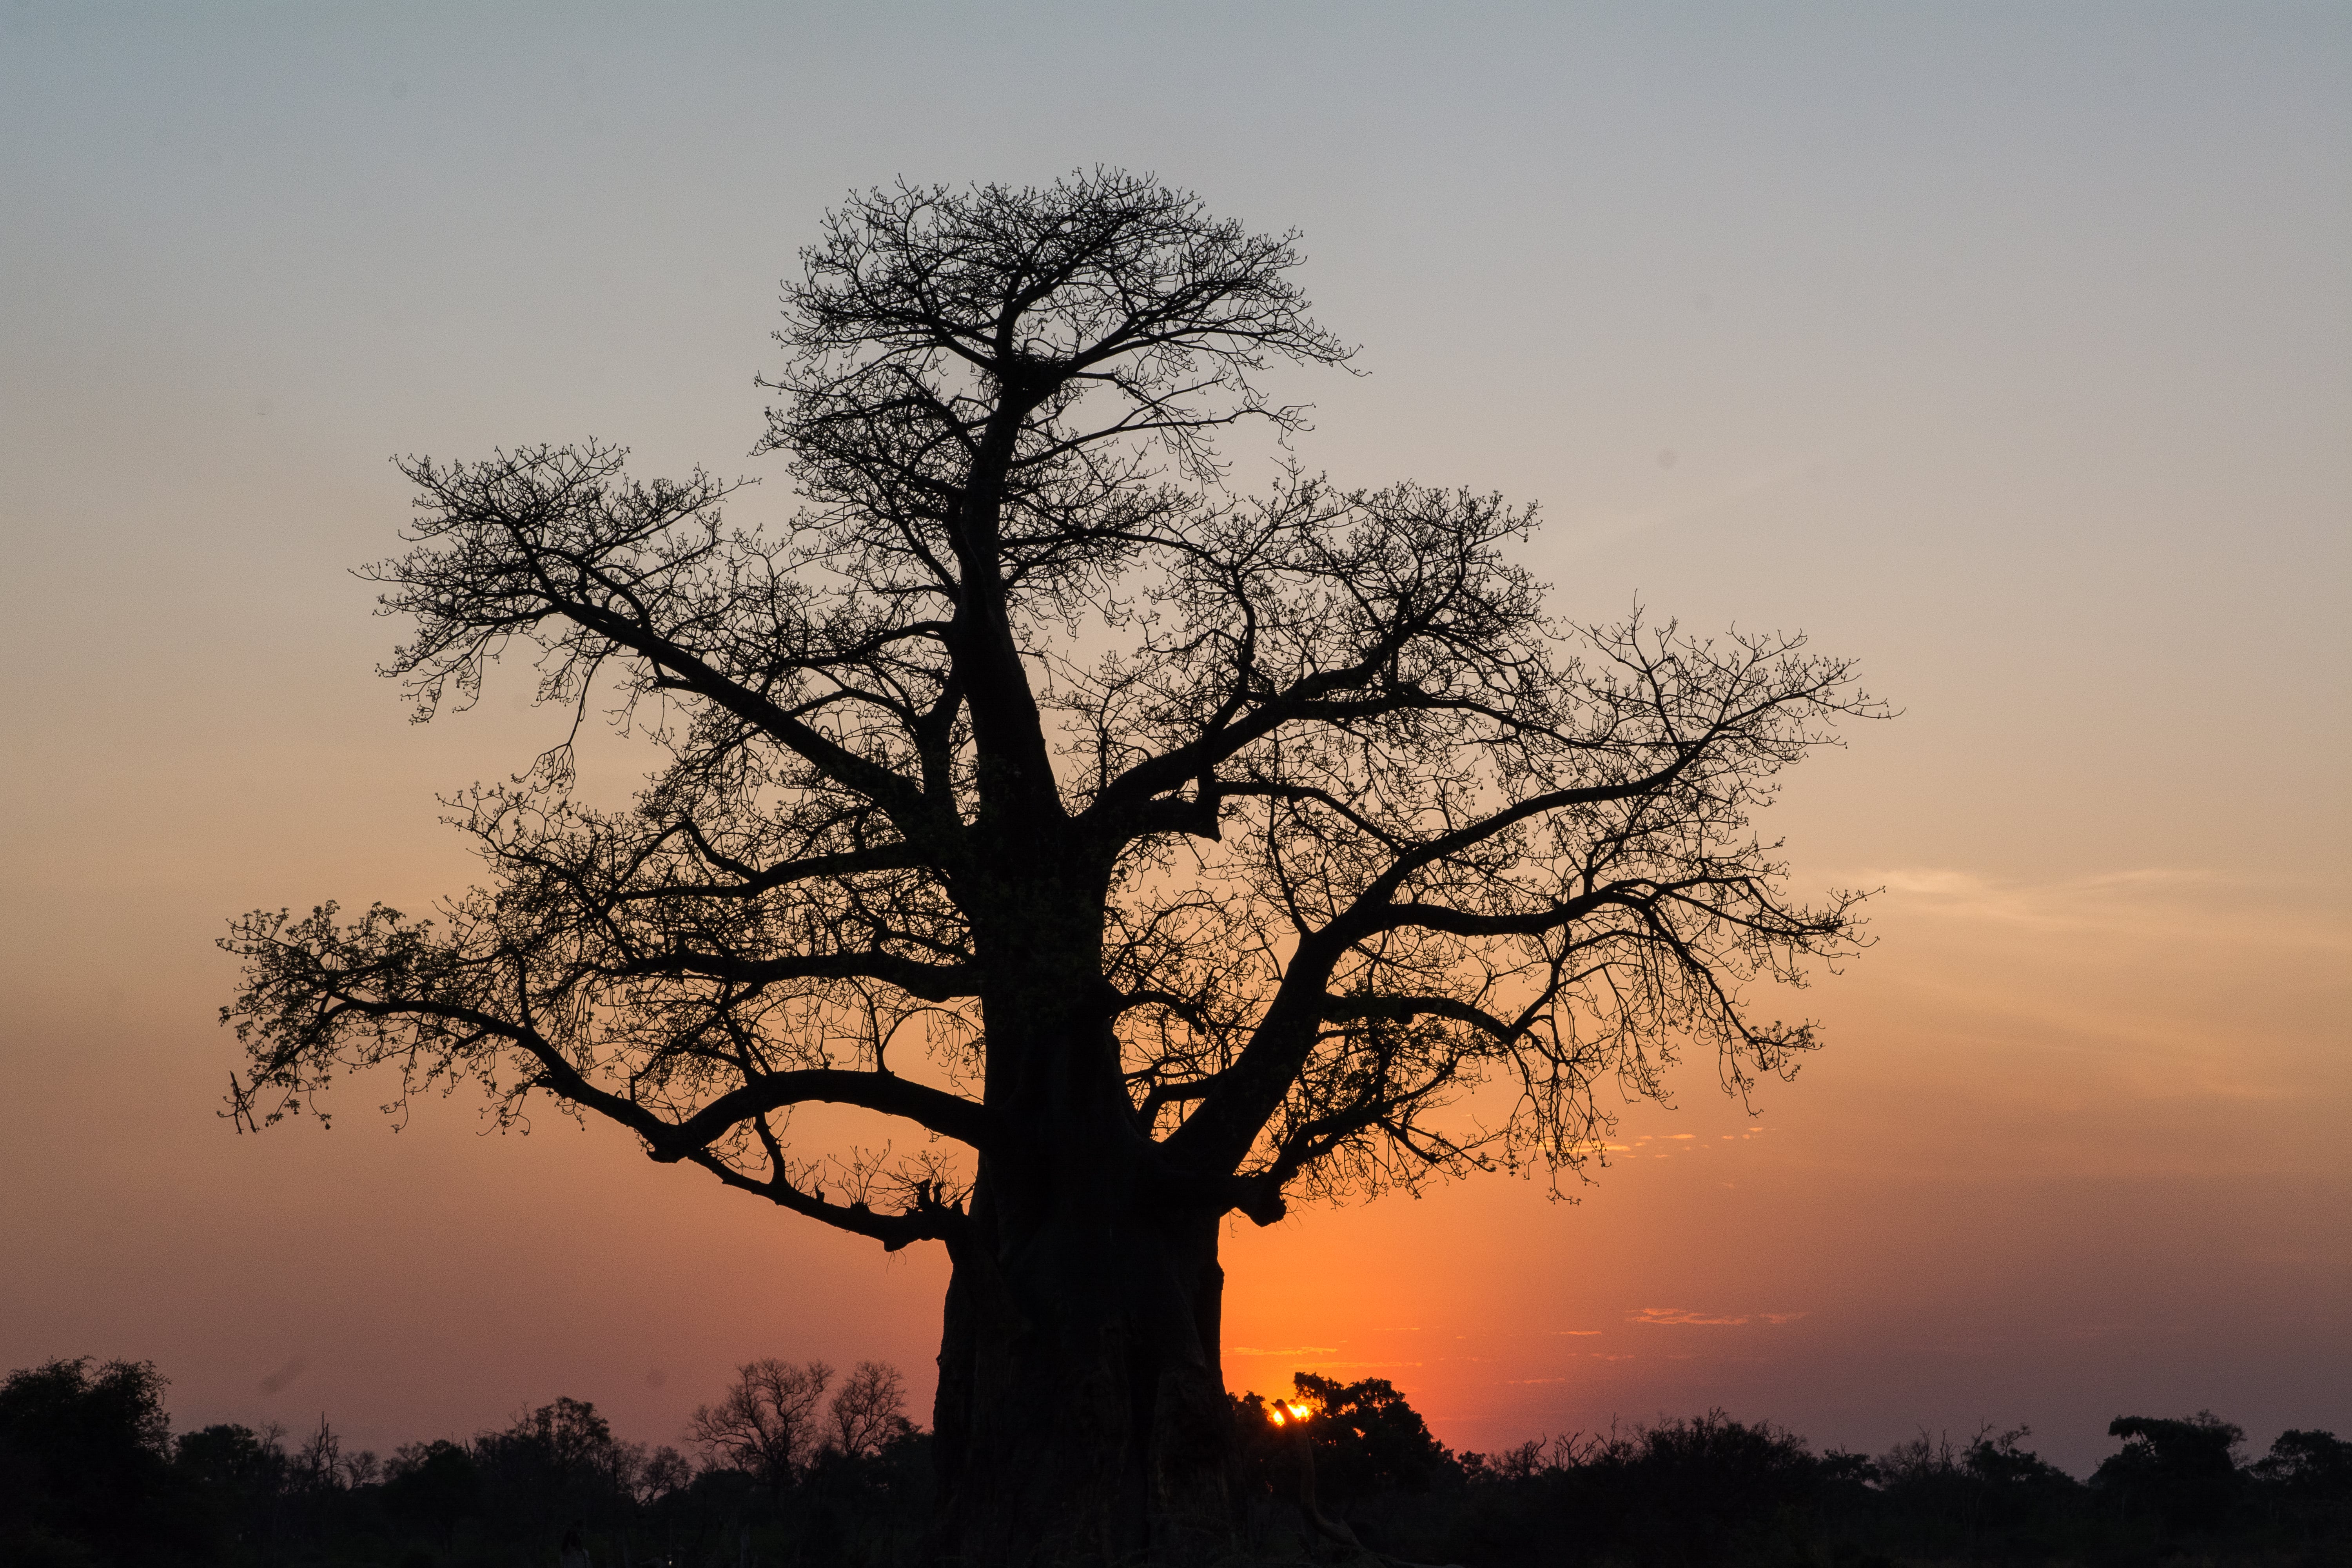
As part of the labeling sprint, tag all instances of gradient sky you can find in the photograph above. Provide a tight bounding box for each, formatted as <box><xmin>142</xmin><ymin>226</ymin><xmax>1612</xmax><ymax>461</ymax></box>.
<box><xmin>2</xmin><ymin>2</ymin><xmax>2345</xmax><ymax>1479</ymax></box>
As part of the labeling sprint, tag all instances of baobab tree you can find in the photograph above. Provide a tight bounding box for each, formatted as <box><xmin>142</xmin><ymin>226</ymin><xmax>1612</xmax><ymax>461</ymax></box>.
<box><xmin>222</xmin><ymin>171</ymin><xmax>1880</xmax><ymax>1564</ymax></box>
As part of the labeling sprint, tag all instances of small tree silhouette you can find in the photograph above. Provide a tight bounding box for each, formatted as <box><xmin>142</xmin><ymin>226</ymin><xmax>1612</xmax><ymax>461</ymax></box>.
<box><xmin>690</xmin><ymin>1359</ymin><xmax>833</xmax><ymax>1493</ymax></box>
<box><xmin>828</xmin><ymin>1361</ymin><xmax>912</xmax><ymax>1461</ymax></box>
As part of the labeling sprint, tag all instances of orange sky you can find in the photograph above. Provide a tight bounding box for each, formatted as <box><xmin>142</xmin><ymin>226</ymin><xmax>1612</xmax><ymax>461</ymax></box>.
<box><xmin>2</xmin><ymin>2</ymin><xmax>2345</xmax><ymax>1481</ymax></box>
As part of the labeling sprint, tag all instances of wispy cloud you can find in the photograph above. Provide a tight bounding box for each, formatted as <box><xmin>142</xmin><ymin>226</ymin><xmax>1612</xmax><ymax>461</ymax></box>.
<box><xmin>1858</xmin><ymin>866</ymin><xmax>2348</xmax><ymax>952</ymax></box>
<box><xmin>1839</xmin><ymin>865</ymin><xmax>2346</xmax><ymax>1097</ymax></box>
<box><xmin>1871</xmin><ymin>866</ymin><xmax>2196</xmax><ymax>927</ymax></box>
<box><xmin>1229</xmin><ymin>1345</ymin><xmax>1339</xmax><ymax>1356</ymax></box>
<box><xmin>1629</xmin><ymin>1307</ymin><xmax>1806</xmax><ymax>1327</ymax></box>
<box><xmin>1556</xmin><ymin>1330</ymin><xmax>1603</xmax><ymax>1337</ymax></box>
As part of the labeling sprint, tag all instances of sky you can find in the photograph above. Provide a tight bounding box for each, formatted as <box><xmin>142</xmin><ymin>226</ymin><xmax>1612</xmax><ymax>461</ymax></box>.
<box><xmin>1</xmin><ymin>1</ymin><xmax>2346</xmax><ymax>1480</ymax></box>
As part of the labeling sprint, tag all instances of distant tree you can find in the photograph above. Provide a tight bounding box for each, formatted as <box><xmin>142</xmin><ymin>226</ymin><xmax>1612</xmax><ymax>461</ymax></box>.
<box><xmin>637</xmin><ymin>1442</ymin><xmax>695</xmax><ymax>1503</ymax></box>
<box><xmin>289</xmin><ymin>1411</ymin><xmax>343</xmax><ymax>1494</ymax></box>
<box><xmin>383</xmin><ymin>1437</ymin><xmax>481</xmax><ymax>1554</ymax></box>
<box><xmin>1873</xmin><ymin>1422</ymin><xmax>2081</xmax><ymax>1540</ymax></box>
<box><xmin>2250</xmin><ymin>1427</ymin><xmax>2351</xmax><ymax>1500</ymax></box>
<box><xmin>221</xmin><ymin>169</ymin><xmax>1882</xmax><ymax>1561</ymax></box>
<box><xmin>1957</xmin><ymin>1425</ymin><xmax>2079</xmax><ymax>1534</ymax></box>
<box><xmin>176</xmin><ymin>1420</ymin><xmax>287</xmax><ymax>1494</ymax></box>
<box><xmin>0</xmin><ymin>1357</ymin><xmax>187</xmax><ymax>1563</ymax></box>
<box><xmin>1261</xmin><ymin>1373</ymin><xmax>1454</xmax><ymax>1502</ymax></box>
<box><xmin>501</xmin><ymin>1395</ymin><xmax>618</xmax><ymax>1474</ymax></box>
<box><xmin>2250</xmin><ymin>1428</ymin><xmax>2352</xmax><ymax>1539</ymax></box>
<box><xmin>2092</xmin><ymin>1411</ymin><xmax>2245</xmax><ymax>1532</ymax></box>
<box><xmin>1446</xmin><ymin>1408</ymin><xmax>1829</xmax><ymax>1565</ymax></box>
<box><xmin>473</xmin><ymin>1396</ymin><xmax>640</xmax><ymax>1548</ymax></box>
<box><xmin>176</xmin><ymin>1421</ymin><xmax>292</xmax><ymax>1557</ymax></box>
<box><xmin>828</xmin><ymin>1361</ymin><xmax>912</xmax><ymax>1460</ymax></box>
<box><xmin>690</xmin><ymin>1358</ymin><xmax>833</xmax><ymax>1493</ymax></box>
<box><xmin>1602</xmin><ymin>1409</ymin><xmax>1822</xmax><ymax>1559</ymax></box>
<box><xmin>1456</xmin><ymin>1436</ymin><xmax>1566</xmax><ymax>1486</ymax></box>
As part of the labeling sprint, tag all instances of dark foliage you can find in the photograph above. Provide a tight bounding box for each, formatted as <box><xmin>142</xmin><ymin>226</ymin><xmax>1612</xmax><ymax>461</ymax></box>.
<box><xmin>2091</xmin><ymin>1409</ymin><xmax>2247</xmax><ymax>1534</ymax></box>
<box><xmin>175</xmin><ymin>1421</ymin><xmax>297</xmax><ymax>1558</ymax></box>
<box><xmin>0</xmin><ymin>1357</ymin><xmax>197</xmax><ymax>1566</ymax></box>
<box><xmin>470</xmin><ymin>1396</ymin><xmax>646</xmax><ymax>1545</ymax></box>
<box><xmin>1234</xmin><ymin>1372</ymin><xmax>1455</xmax><ymax>1506</ymax></box>
<box><xmin>2253</xmin><ymin>1428</ymin><xmax>2352</xmax><ymax>1546</ymax></box>
<box><xmin>1232</xmin><ymin>1384</ymin><xmax>2351</xmax><ymax>1568</ymax></box>
<box><xmin>1439</xmin><ymin>1410</ymin><xmax>1827</xmax><ymax>1568</ymax></box>
<box><xmin>6</xmin><ymin>1348</ymin><xmax>2345</xmax><ymax>1567</ymax></box>
<box><xmin>0</xmin><ymin>1354</ymin><xmax>930</xmax><ymax>1568</ymax></box>
<box><xmin>381</xmin><ymin>1438</ymin><xmax>479</xmax><ymax>1553</ymax></box>
<box><xmin>1849</xmin><ymin>1424</ymin><xmax>2088</xmax><ymax>1563</ymax></box>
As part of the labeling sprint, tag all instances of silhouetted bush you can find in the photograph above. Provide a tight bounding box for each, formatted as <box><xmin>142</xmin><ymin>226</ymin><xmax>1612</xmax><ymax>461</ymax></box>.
<box><xmin>1441</xmin><ymin>1411</ymin><xmax>1830</xmax><ymax>1568</ymax></box>
<box><xmin>1222</xmin><ymin>1378</ymin><xmax>2352</xmax><ymax>1568</ymax></box>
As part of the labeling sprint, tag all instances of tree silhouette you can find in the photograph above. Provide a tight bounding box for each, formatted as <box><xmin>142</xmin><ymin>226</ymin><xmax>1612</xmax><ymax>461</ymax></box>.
<box><xmin>177</xmin><ymin>1421</ymin><xmax>294</xmax><ymax>1554</ymax></box>
<box><xmin>690</xmin><ymin>1358</ymin><xmax>835</xmax><ymax>1494</ymax></box>
<box><xmin>829</xmin><ymin>1361</ymin><xmax>914</xmax><ymax>1461</ymax></box>
<box><xmin>1238</xmin><ymin>1373</ymin><xmax>1453</xmax><ymax>1504</ymax></box>
<box><xmin>2252</xmin><ymin>1427</ymin><xmax>2351</xmax><ymax>1501</ymax></box>
<box><xmin>0</xmin><ymin>1357</ymin><xmax>191</xmax><ymax>1561</ymax></box>
<box><xmin>472</xmin><ymin>1396</ymin><xmax>644</xmax><ymax>1552</ymax></box>
<box><xmin>2093</xmin><ymin>1412</ymin><xmax>2246</xmax><ymax>1533</ymax></box>
<box><xmin>222</xmin><ymin>170</ymin><xmax>1880</xmax><ymax>1562</ymax></box>
<box><xmin>383</xmin><ymin>1437</ymin><xmax>481</xmax><ymax>1556</ymax></box>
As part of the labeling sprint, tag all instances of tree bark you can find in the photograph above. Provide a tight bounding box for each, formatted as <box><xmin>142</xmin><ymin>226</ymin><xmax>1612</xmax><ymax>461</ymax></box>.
<box><xmin>931</xmin><ymin>1174</ymin><xmax>1236</xmax><ymax>1565</ymax></box>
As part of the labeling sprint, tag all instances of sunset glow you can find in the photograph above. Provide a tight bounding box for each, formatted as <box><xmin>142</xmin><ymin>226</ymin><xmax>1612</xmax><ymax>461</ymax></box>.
<box><xmin>2</xmin><ymin>0</ymin><xmax>2344</xmax><ymax>1497</ymax></box>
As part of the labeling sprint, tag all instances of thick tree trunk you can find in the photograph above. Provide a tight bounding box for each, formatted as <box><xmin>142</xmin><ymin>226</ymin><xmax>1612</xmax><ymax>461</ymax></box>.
<box><xmin>931</xmin><ymin>1185</ymin><xmax>1236</xmax><ymax>1565</ymax></box>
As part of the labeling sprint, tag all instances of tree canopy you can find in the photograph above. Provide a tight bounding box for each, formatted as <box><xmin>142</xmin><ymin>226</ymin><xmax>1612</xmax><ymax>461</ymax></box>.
<box><xmin>223</xmin><ymin>176</ymin><xmax>1874</xmax><ymax>1242</ymax></box>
